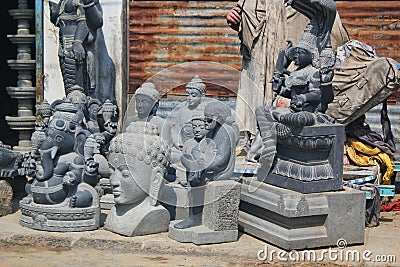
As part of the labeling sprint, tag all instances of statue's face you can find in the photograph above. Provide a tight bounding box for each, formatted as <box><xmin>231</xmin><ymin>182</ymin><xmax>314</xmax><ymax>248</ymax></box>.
<box><xmin>192</xmin><ymin>119</ymin><xmax>208</xmax><ymax>139</ymax></box>
<box><xmin>109</xmin><ymin>154</ymin><xmax>151</xmax><ymax>205</ymax></box>
<box><xmin>293</xmin><ymin>47</ymin><xmax>313</xmax><ymax>68</ymax></box>
<box><xmin>135</xmin><ymin>95</ymin><xmax>155</xmax><ymax>118</ymax></box>
<box><xmin>186</xmin><ymin>88</ymin><xmax>203</xmax><ymax>108</ymax></box>
<box><xmin>88</xmin><ymin>104</ymin><xmax>100</xmax><ymax>119</ymax></box>
<box><xmin>204</xmin><ymin>115</ymin><xmax>217</xmax><ymax>131</ymax></box>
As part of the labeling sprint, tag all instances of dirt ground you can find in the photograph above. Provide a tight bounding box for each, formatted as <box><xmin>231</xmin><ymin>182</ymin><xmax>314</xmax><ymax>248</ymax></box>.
<box><xmin>0</xmin><ymin>247</ymin><xmax>345</xmax><ymax>267</ymax></box>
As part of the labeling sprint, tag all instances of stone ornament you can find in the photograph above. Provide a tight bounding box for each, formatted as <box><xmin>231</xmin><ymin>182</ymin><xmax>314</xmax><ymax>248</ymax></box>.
<box><xmin>104</xmin><ymin>121</ymin><xmax>170</xmax><ymax>236</ymax></box>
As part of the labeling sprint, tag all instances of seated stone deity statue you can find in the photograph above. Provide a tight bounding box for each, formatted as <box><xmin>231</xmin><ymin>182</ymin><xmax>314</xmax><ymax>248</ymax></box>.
<box><xmin>124</xmin><ymin>82</ymin><xmax>170</xmax><ymax>142</ymax></box>
<box><xmin>105</xmin><ymin>122</ymin><xmax>170</xmax><ymax>236</ymax></box>
<box><xmin>174</xmin><ymin>101</ymin><xmax>237</xmax><ymax>229</ymax></box>
<box><xmin>256</xmin><ymin>20</ymin><xmax>337</xmax><ymax>180</ymax></box>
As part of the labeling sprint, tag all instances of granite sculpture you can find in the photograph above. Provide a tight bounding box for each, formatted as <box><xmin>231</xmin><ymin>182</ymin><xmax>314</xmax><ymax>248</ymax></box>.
<box><xmin>20</xmin><ymin>95</ymin><xmax>118</xmax><ymax>232</ymax></box>
<box><xmin>169</xmin><ymin>102</ymin><xmax>240</xmax><ymax>245</ymax></box>
<box><xmin>104</xmin><ymin>122</ymin><xmax>170</xmax><ymax>236</ymax></box>
<box><xmin>238</xmin><ymin>0</ymin><xmax>365</xmax><ymax>250</ymax></box>
<box><xmin>124</xmin><ymin>82</ymin><xmax>170</xmax><ymax>142</ymax></box>
<box><xmin>49</xmin><ymin>0</ymin><xmax>103</xmax><ymax>96</ymax></box>
<box><xmin>167</xmin><ymin>75</ymin><xmax>212</xmax><ymax>186</ymax></box>
<box><xmin>254</xmin><ymin>0</ymin><xmax>342</xmax><ymax>193</ymax></box>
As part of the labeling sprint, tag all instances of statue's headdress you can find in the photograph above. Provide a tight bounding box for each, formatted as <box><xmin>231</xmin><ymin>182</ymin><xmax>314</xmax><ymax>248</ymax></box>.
<box><xmin>134</xmin><ymin>82</ymin><xmax>160</xmax><ymax>101</ymax></box>
<box><xmin>186</xmin><ymin>75</ymin><xmax>206</xmax><ymax>95</ymax></box>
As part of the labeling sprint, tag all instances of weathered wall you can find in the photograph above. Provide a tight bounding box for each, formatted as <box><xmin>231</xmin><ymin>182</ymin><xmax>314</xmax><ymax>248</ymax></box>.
<box><xmin>129</xmin><ymin>0</ymin><xmax>240</xmax><ymax>96</ymax></box>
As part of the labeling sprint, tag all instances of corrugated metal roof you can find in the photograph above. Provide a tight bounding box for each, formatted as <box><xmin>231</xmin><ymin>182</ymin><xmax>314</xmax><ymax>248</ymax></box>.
<box><xmin>129</xmin><ymin>0</ymin><xmax>241</xmax><ymax>96</ymax></box>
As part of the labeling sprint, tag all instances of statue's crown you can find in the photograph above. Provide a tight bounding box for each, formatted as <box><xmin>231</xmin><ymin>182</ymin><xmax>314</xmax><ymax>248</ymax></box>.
<box><xmin>135</xmin><ymin>82</ymin><xmax>160</xmax><ymax>101</ymax></box>
<box><xmin>186</xmin><ymin>75</ymin><xmax>206</xmax><ymax>95</ymax></box>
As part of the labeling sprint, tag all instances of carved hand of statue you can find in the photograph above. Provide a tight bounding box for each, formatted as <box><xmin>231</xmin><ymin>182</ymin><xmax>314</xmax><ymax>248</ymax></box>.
<box><xmin>72</xmin><ymin>42</ymin><xmax>86</xmax><ymax>62</ymax></box>
<box><xmin>271</xmin><ymin>73</ymin><xmax>284</xmax><ymax>94</ymax></box>
<box><xmin>85</xmin><ymin>159</ymin><xmax>99</xmax><ymax>175</ymax></box>
<box><xmin>320</xmin><ymin>67</ymin><xmax>334</xmax><ymax>85</ymax></box>
<box><xmin>290</xmin><ymin>95</ymin><xmax>306</xmax><ymax>112</ymax></box>
<box><xmin>188</xmin><ymin>171</ymin><xmax>202</xmax><ymax>186</ymax></box>
<box><xmin>63</xmin><ymin>172</ymin><xmax>77</xmax><ymax>187</ymax></box>
<box><xmin>104</xmin><ymin>121</ymin><xmax>118</xmax><ymax>135</ymax></box>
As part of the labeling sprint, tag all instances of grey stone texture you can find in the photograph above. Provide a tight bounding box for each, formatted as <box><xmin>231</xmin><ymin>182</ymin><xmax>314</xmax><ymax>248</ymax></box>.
<box><xmin>266</xmin><ymin>124</ymin><xmax>345</xmax><ymax>193</ymax></box>
<box><xmin>160</xmin><ymin>183</ymin><xmax>189</xmax><ymax>220</ymax></box>
<box><xmin>168</xmin><ymin>221</ymin><xmax>238</xmax><ymax>245</ymax></box>
<box><xmin>105</xmin><ymin>201</ymin><xmax>170</xmax><ymax>237</ymax></box>
<box><xmin>203</xmin><ymin>180</ymin><xmax>240</xmax><ymax>231</ymax></box>
<box><xmin>168</xmin><ymin>180</ymin><xmax>240</xmax><ymax>245</ymax></box>
<box><xmin>20</xmin><ymin>184</ymin><xmax>100</xmax><ymax>232</ymax></box>
<box><xmin>0</xmin><ymin>180</ymin><xmax>13</xmax><ymax>217</ymax></box>
<box><xmin>239</xmin><ymin>177</ymin><xmax>365</xmax><ymax>250</ymax></box>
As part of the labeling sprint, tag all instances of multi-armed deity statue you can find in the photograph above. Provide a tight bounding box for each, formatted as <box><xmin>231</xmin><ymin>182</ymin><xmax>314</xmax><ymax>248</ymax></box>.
<box><xmin>255</xmin><ymin>0</ymin><xmax>343</xmax><ymax>192</ymax></box>
<box><xmin>20</xmin><ymin>96</ymin><xmax>118</xmax><ymax>231</ymax></box>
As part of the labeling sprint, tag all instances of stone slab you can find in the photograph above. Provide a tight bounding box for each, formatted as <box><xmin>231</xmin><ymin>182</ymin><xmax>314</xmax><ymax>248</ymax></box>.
<box><xmin>239</xmin><ymin>177</ymin><xmax>365</xmax><ymax>250</ymax></box>
<box><xmin>168</xmin><ymin>220</ymin><xmax>238</xmax><ymax>245</ymax></box>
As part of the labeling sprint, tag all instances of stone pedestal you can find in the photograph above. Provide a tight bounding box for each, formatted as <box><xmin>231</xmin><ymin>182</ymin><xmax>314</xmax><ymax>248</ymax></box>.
<box><xmin>19</xmin><ymin>185</ymin><xmax>100</xmax><ymax>232</ymax></box>
<box><xmin>0</xmin><ymin>180</ymin><xmax>13</xmax><ymax>217</ymax></box>
<box><xmin>168</xmin><ymin>180</ymin><xmax>240</xmax><ymax>245</ymax></box>
<box><xmin>239</xmin><ymin>177</ymin><xmax>365</xmax><ymax>250</ymax></box>
<box><xmin>265</xmin><ymin>124</ymin><xmax>345</xmax><ymax>193</ymax></box>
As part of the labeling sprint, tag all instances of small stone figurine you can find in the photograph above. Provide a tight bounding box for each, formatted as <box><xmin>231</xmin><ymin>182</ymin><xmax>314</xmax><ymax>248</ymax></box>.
<box><xmin>104</xmin><ymin>122</ymin><xmax>171</xmax><ymax>236</ymax></box>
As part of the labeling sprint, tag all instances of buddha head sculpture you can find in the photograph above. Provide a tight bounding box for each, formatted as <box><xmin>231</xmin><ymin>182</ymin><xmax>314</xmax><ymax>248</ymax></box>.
<box><xmin>134</xmin><ymin>83</ymin><xmax>160</xmax><ymax>120</ymax></box>
<box><xmin>105</xmin><ymin>121</ymin><xmax>171</xmax><ymax>236</ymax></box>
<box><xmin>186</xmin><ymin>75</ymin><xmax>206</xmax><ymax>109</ymax></box>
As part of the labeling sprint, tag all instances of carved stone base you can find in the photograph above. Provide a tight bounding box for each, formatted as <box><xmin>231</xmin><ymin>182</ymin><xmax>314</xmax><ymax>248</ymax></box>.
<box><xmin>0</xmin><ymin>180</ymin><xmax>13</xmax><ymax>217</ymax></box>
<box><xmin>265</xmin><ymin>124</ymin><xmax>345</xmax><ymax>193</ymax></box>
<box><xmin>168</xmin><ymin>220</ymin><xmax>238</xmax><ymax>245</ymax></box>
<box><xmin>239</xmin><ymin>177</ymin><xmax>365</xmax><ymax>250</ymax></box>
<box><xmin>19</xmin><ymin>197</ymin><xmax>100</xmax><ymax>232</ymax></box>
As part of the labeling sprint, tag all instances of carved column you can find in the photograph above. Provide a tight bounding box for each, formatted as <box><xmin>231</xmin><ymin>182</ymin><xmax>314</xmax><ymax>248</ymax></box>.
<box><xmin>6</xmin><ymin>0</ymin><xmax>36</xmax><ymax>152</ymax></box>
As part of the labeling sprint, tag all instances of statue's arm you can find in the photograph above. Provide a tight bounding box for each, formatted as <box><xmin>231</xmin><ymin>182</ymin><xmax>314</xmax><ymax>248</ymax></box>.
<box><xmin>83</xmin><ymin>0</ymin><xmax>103</xmax><ymax>31</ymax></box>
<box><xmin>49</xmin><ymin>1</ymin><xmax>60</xmax><ymax>26</ymax></box>
<box><xmin>303</xmin><ymin>71</ymin><xmax>322</xmax><ymax>104</ymax></box>
<box><xmin>206</xmin><ymin>132</ymin><xmax>230</xmax><ymax>173</ymax></box>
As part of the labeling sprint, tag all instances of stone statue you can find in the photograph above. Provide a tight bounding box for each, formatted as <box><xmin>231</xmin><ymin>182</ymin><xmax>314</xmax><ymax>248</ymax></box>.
<box><xmin>124</xmin><ymin>82</ymin><xmax>170</xmax><ymax>143</ymax></box>
<box><xmin>20</xmin><ymin>94</ymin><xmax>118</xmax><ymax>231</ymax></box>
<box><xmin>105</xmin><ymin>122</ymin><xmax>170</xmax><ymax>236</ymax></box>
<box><xmin>0</xmin><ymin>142</ymin><xmax>23</xmax><ymax>178</ymax></box>
<box><xmin>167</xmin><ymin>75</ymin><xmax>212</xmax><ymax>185</ymax></box>
<box><xmin>49</xmin><ymin>0</ymin><xmax>103</xmax><ymax>96</ymax></box>
<box><xmin>254</xmin><ymin>0</ymin><xmax>343</xmax><ymax>193</ymax></box>
<box><xmin>169</xmin><ymin>101</ymin><xmax>240</xmax><ymax>245</ymax></box>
